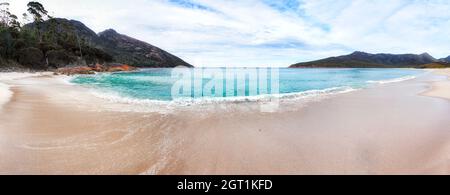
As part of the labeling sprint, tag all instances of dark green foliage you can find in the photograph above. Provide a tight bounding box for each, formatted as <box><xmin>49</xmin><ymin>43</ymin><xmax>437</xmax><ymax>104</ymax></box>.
<box><xmin>0</xmin><ymin>55</ymin><xmax>24</xmax><ymax>70</ymax></box>
<box><xmin>13</xmin><ymin>38</ymin><xmax>27</xmax><ymax>50</ymax></box>
<box><xmin>82</xmin><ymin>46</ymin><xmax>113</xmax><ymax>65</ymax></box>
<box><xmin>0</xmin><ymin>2</ymin><xmax>114</xmax><ymax>70</ymax></box>
<box><xmin>27</xmin><ymin>1</ymin><xmax>48</xmax><ymax>23</ymax></box>
<box><xmin>0</xmin><ymin>55</ymin><xmax>4</xmax><ymax>66</ymax></box>
<box><xmin>0</xmin><ymin>27</ymin><xmax>14</xmax><ymax>58</ymax></box>
<box><xmin>18</xmin><ymin>28</ymin><xmax>38</xmax><ymax>47</ymax></box>
<box><xmin>23</xmin><ymin>18</ymin><xmax>116</xmax><ymax>67</ymax></box>
<box><xmin>46</xmin><ymin>49</ymin><xmax>75</xmax><ymax>68</ymax></box>
<box><xmin>0</xmin><ymin>1</ymin><xmax>191</xmax><ymax>70</ymax></box>
<box><xmin>16</xmin><ymin>47</ymin><xmax>45</xmax><ymax>69</ymax></box>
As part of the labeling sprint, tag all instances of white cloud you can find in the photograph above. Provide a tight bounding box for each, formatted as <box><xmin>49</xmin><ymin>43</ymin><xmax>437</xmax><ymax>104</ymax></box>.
<box><xmin>5</xmin><ymin>0</ymin><xmax>450</xmax><ymax>67</ymax></box>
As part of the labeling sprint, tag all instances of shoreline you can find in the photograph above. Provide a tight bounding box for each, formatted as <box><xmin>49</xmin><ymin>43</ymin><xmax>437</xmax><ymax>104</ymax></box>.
<box><xmin>0</xmin><ymin>72</ymin><xmax>52</xmax><ymax>110</ymax></box>
<box><xmin>163</xmin><ymin>71</ymin><xmax>449</xmax><ymax>174</ymax></box>
<box><xmin>58</xmin><ymin>69</ymin><xmax>423</xmax><ymax>110</ymax></box>
<box><xmin>421</xmin><ymin>69</ymin><xmax>450</xmax><ymax>100</ymax></box>
<box><xmin>0</xmin><ymin>82</ymin><xmax>12</xmax><ymax>110</ymax></box>
<box><xmin>0</xmin><ymin>69</ymin><xmax>449</xmax><ymax>174</ymax></box>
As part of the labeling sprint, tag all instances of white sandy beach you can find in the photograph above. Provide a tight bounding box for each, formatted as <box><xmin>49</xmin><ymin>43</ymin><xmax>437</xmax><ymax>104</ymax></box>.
<box><xmin>422</xmin><ymin>69</ymin><xmax>450</xmax><ymax>100</ymax></box>
<box><xmin>0</xmin><ymin>69</ymin><xmax>449</xmax><ymax>175</ymax></box>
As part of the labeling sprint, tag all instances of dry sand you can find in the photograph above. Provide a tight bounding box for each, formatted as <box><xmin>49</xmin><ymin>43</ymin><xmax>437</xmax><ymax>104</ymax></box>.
<box><xmin>422</xmin><ymin>69</ymin><xmax>450</xmax><ymax>100</ymax></box>
<box><xmin>0</xmin><ymin>70</ymin><xmax>449</xmax><ymax>175</ymax></box>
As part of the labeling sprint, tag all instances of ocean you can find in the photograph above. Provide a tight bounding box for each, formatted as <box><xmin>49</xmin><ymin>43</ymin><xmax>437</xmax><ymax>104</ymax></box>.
<box><xmin>70</xmin><ymin>68</ymin><xmax>424</xmax><ymax>103</ymax></box>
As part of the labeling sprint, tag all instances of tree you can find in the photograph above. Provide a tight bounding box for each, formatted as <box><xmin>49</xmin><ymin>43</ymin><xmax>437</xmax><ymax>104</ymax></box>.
<box><xmin>0</xmin><ymin>2</ymin><xmax>20</xmax><ymax>30</ymax></box>
<box><xmin>9</xmin><ymin>14</ymin><xmax>20</xmax><ymax>31</ymax></box>
<box><xmin>44</xmin><ymin>18</ymin><xmax>60</xmax><ymax>45</ymax></box>
<box><xmin>0</xmin><ymin>3</ymin><xmax>20</xmax><ymax>59</ymax></box>
<box><xmin>0</xmin><ymin>27</ymin><xmax>14</xmax><ymax>58</ymax></box>
<box><xmin>22</xmin><ymin>13</ymin><xmax>30</xmax><ymax>24</ymax></box>
<box><xmin>1</xmin><ymin>1</ymin><xmax>115</xmax><ymax>70</ymax></box>
<box><xmin>16</xmin><ymin>47</ymin><xmax>46</xmax><ymax>69</ymax></box>
<box><xmin>27</xmin><ymin>1</ymin><xmax>50</xmax><ymax>42</ymax></box>
<box><xmin>27</xmin><ymin>1</ymin><xmax>49</xmax><ymax>23</ymax></box>
<box><xmin>0</xmin><ymin>2</ymin><xmax>10</xmax><ymax>27</ymax></box>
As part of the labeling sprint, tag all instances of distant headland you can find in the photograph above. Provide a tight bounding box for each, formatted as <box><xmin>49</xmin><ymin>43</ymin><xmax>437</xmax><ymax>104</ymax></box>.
<box><xmin>290</xmin><ymin>51</ymin><xmax>450</xmax><ymax>69</ymax></box>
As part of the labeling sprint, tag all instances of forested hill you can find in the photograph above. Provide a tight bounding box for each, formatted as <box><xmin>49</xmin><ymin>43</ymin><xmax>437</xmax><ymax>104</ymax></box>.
<box><xmin>0</xmin><ymin>2</ymin><xmax>192</xmax><ymax>71</ymax></box>
<box><xmin>290</xmin><ymin>51</ymin><xmax>445</xmax><ymax>68</ymax></box>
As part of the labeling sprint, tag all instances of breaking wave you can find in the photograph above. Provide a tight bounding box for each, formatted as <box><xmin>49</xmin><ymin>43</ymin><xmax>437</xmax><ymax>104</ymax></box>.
<box><xmin>367</xmin><ymin>76</ymin><xmax>417</xmax><ymax>84</ymax></box>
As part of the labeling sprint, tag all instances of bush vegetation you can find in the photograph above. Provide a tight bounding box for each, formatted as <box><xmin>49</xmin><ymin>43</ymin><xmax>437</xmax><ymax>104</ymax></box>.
<box><xmin>0</xmin><ymin>1</ymin><xmax>112</xmax><ymax>70</ymax></box>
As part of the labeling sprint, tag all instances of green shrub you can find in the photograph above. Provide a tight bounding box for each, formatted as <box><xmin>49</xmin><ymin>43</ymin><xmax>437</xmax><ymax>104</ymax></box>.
<box><xmin>16</xmin><ymin>47</ymin><xmax>46</xmax><ymax>69</ymax></box>
<box><xmin>46</xmin><ymin>49</ymin><xmax>75</xmax><ymax>68</ymax></box>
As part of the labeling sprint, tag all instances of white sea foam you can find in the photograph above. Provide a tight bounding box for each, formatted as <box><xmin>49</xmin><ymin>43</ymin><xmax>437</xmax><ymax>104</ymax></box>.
<box><xmin>0</xmin><ymin>82</ymin><xmax>12</xmax><ymax>109</ymax></box>
<box><xmin>67</xmin><ymin>69</ymin><xmax>427</xmax><ymax>113</ymax></box>
<box><xmin>367</xmin><ymin>76</ymin><xmax>417</xmax><ymax>84</ymax></box>
<box><xmin>87</xmin><ymin>85</ymin><xmax>358</xmax><ymax>111</ymax></box>
<box><xmin>90</xmin><ymin>89</ymin><xmax>170</xmax><ymax>106</ymax></box>
<box><xmin>277</xmin><ymin>86</ymin><xmax>357</xmax><ymax>99</ymax></box>
<box><xmin>54</xmin><ymin>75</ymin><xmax>76</xmax><ymax>85</ymax></box>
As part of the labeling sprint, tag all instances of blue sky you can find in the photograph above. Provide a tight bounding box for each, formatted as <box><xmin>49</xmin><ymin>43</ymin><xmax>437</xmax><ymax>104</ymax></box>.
<box><xmin>7</xmin><ymin>0</ymin><xmax>450</xmax><ymax>67</ymax></box>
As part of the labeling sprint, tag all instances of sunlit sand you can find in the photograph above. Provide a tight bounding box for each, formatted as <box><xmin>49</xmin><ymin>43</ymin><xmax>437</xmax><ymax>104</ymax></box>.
<box><xmin>0</xmin><ymin>70</ymin><xmax>449</xmax><ymax>175</ymax></box>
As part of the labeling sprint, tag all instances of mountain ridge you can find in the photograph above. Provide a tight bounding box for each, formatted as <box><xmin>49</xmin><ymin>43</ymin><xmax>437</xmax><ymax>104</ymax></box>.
<box><xmin>440</xmin><ymin>55</ymin><xmax>450</xmax><ymax>62</ymax></box>
<box><xmin>23</xmin><ymin>18</ymin><xmax>193</xmax><ymax>68</ymax></box>
<box><xmin>96</xmin><ymin>28</ymin><xmax>192</xmax><ymax>67</ymax></box>
<box><xmin>290</xmin><ymin>51</ymin><xmax>442</xmax><ymax>68</ymax></box>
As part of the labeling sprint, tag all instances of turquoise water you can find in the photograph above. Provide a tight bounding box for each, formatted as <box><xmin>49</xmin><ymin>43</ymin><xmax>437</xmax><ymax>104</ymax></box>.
<box><xmin>71</xmin><ymin>68</ymin><xmax>424</xmax><ymax>102</ymax></box>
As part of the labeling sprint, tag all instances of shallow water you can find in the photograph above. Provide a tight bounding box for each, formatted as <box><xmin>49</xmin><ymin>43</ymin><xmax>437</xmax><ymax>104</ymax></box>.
<box><xmin>71</xmin><ymin>68</ymin><xmax>424</xmax><ymax>102</ymax></box>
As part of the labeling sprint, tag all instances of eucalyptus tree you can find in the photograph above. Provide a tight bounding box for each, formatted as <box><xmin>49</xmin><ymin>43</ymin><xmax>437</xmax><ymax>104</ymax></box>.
<box><xmin>27</xmin><ymin>1</ymin><xmax>50</xmax><ymax>42</ymax></box>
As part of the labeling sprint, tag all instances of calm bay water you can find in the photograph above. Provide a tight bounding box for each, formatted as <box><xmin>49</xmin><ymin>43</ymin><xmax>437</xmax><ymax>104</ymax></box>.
<box><xmin>71</xmin><ymin>68</ymin><xmax>423</xmax><ymax>102</ymax></box>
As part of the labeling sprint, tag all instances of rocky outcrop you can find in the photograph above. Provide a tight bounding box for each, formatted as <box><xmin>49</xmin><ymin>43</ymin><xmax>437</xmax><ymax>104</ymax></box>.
<box><xmin>56</xmin><ymin>64</ymin><xmax>137</xmax><ymax>75</ymax></box>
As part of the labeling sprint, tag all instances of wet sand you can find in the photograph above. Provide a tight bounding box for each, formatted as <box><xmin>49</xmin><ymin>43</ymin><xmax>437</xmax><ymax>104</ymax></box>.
<box><xmin>0</xmin><ymin>70</ymin><xmax>449</xmax><ymax>175</ymax></box>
